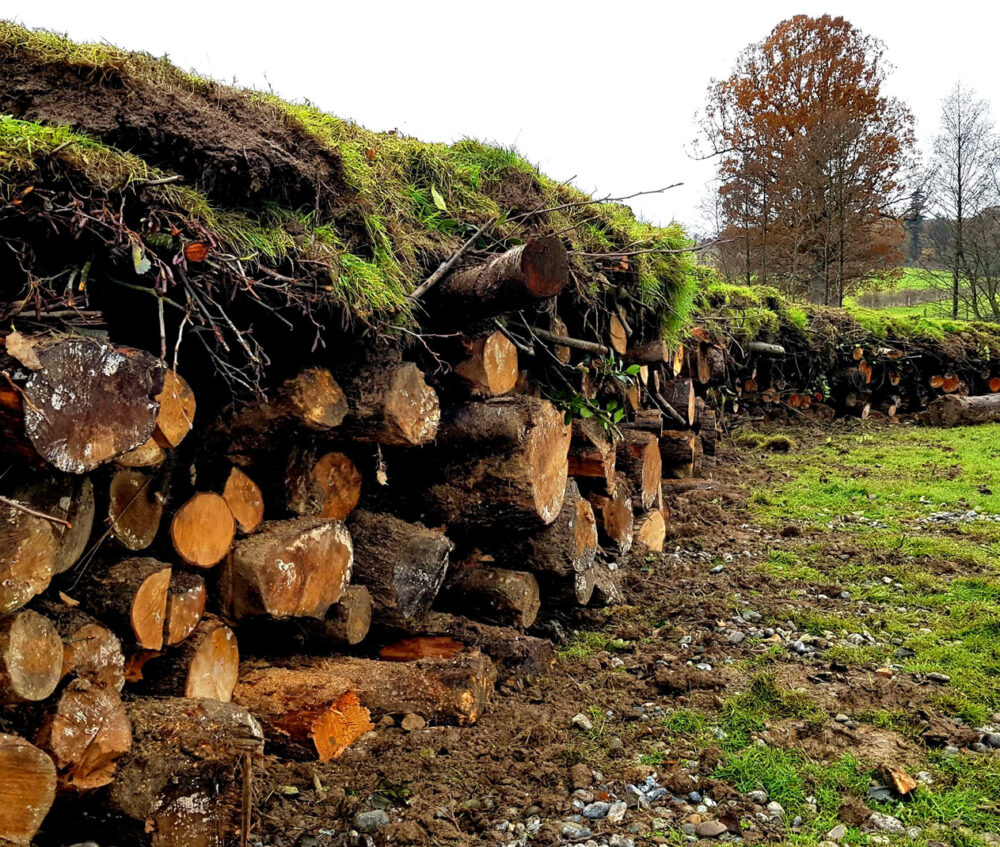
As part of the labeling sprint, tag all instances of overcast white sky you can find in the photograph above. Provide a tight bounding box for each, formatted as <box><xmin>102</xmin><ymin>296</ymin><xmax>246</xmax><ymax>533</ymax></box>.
<box><xmin>6</xmin><ymin>1</ymin><xmax>1000</xmax><ymax>231</ymax></box>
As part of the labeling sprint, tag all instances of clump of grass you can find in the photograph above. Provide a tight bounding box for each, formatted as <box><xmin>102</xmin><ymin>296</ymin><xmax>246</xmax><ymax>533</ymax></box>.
<box><xmin>557</xmin><ymin>630</ymin><xmax>633</xmax><ymax>660</ymax></box>
<box><xmin>719</xmin><ymin>673</ymin><xmax>825</xmax><ymax>751</ymax></box>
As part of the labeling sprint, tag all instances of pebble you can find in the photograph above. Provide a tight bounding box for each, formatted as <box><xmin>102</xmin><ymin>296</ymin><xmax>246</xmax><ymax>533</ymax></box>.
<box><xmin>827</xmin><ymin>824</ymin><xmax>847</xmax><ymax>841</ymax></box>
<box><xmin>926</xmin><ymin>672</ymin><xmax>952</xmax><ymax>684</ymax></box>
<box><xmin>792</xmin><ymin>816</ymin><xmax>803</xmax><ymax>827</ymax></box>
<box><xmin>299</xmin><ymin>838</ymin><xmax>319</xmax><ymax>847</ymax></box>
<box><xmin>607</xmin><ymin>800</ymin><xmax>628</xmax><ymax>824</ymax></box>
<box><xmin>572</xmin><ymin>713</ymin><xmax>594</xmax><ymax>731</ymax></box>
<box><xmin>681</xmin><ymin>824</ymin><xmax>697</xmax><ymax>836</ymax></box>
<box><xmin>746</xmin><ymin>790</ymin><xmax>768</xmax><ymax>804</ymax></box>
<box><xmin>907</xmin><ymin>826</ymin><xmax>923</xmax><ymax>839</ymax></box>
<box><xmin>869</xmin><ymin>812</ymin><xmax>906</xmax><ymax>835</ymax></box>
<box><xmin>766</xmin><ymin>801</ymin><xmax>785</xmax><ymax>819</ymax></box>
<box><xmin>354</xmin><ymin>810</ymin><xmax>390</xmax><ymax>832</ymax></box>
<box><xmin>981</xmin><ymin>732</ymin><xmax>1000</xmax><ymax>749</ymax></box>
<box><xmin>609</xmin><ymin>836</ymin><xmax>635</xmax><ymax>847</ymax></box>
<box><xmin>400</xmin><ymin>713</ymin><xmax>426</xmax><ymax>731</ymax></box>
<box><xmin>834</xmin><ymin>714</ymin><xmax>850</xmax><ymax>723</ymax></box>
<box><xmin>582</xmin><ymin>802</ymin><xmax>611</xmax><ymax>820</ymax></box>
<box><xmin>571</xmin><ymin>763</ymin><xmax>593</xmax><ymax>789</ymax></box>
<box><xmin>625</xmin><ymin>785</ymin><xmax>649</xmax><ymax>809</ymax></box>
<box><xmin>971</xmin><ymin>742</ymin><xmax>990</xmax><ymax>754</ymax></box>
<box><xmin>688</xmin><ymin>791</ymin><xmax>702</xmax><ymax>803</ymax></box>
<box><xmin>695</xmin><ymin>821</ymin><xmax>729</xmax><ymax>838</ymax></box>
<box><xmin>710</xmin><ymin>564</ymin><xmax>725</xmax><ymax>575</ymax></box>
<box><xmin>727</xmin><ymin>630</ymin><xmax>746</xmax><ymax>645</ymax></box>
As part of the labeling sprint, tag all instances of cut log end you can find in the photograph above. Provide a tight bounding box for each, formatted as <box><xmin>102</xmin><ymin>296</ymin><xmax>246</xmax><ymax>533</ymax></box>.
<box><xmin>152</xmin><ymin>370</ymin><xmax>196</xmax><ymax>448</ymax></box>
<box><xmin>223</xmin><ymin>467</ymin><xmax>264</xmax><ymax>533</ymax></box>
<box><xmin>455</xmin><ymin>332</ymin><xmax>519</xmax><ymax>396</ymax></box>
<box><xmin>184</xmin><ymin>620</ymin><xmax>240</xmax><ymax>702</ymax></box>
<box><xmin>0</xmin><ymin>735</ymin><xmax>57</xmax><ymax>846</ymax></box>
<box><xmin>170</xmin><ymin>492</ymin><xmax>235</xmax><ymax>567</ymax></box>
<box><xmin>1</xmin><ymin>610</ymin><xmax>64</xmax><ymax>702</ymax></box>
<box><xmin>384</xmin><ymin>363</ymin><xmax>441</xmax><ymax>446</ymax></box>
<box><xmin>287</xmin><ymin>451</ymin><xmax>361</xmax><ymax>521</ymax></box>
<box><xmin>109</xmin><ymin>468</ymin><xmax>164</xmax><ymax>552</ymax></box>
<box><xmin>0</xmin><ymin>500</ymin><xmax>56</xmax><ymax>613</ymax></box>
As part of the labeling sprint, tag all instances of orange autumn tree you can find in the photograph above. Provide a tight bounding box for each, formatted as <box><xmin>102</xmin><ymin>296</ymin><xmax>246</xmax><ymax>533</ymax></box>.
<box><xmin>700</xmin><ymin>15</ymin><xmax>915</xmax><ymax>305</ymax></box>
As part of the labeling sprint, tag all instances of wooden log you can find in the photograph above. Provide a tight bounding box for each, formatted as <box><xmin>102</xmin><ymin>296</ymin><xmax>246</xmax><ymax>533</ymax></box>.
<box><xmin>286</xmin><ymin>449</ymin><xmax>362</xmax><ymax>521</ymax></box>
<box><xmin>923</xmin><ymin>393</ymin><xmax>1000</xmax><ymax>427</ymax></box>
<box><xmin>222</xmin><ymin>467</ymin><xmax>264</xmax><ymax>534</ymax></box>
<box><xmin>225</xmin><ymin>367</ymin><xmax>347</xmax><ymax>455</ymax></box>
<box><xmin>251</xmin><ymin>653</ymin><xmax>497</xmax><ymax>725</ymax></box>
<box><xmin>378</xmin><ymin>613</ymin><xmax>556</xmax><ymax>679</ymax></box>
<box><xmin>0</xmin><ymin>610</ymin><xmax>63</xmax><ymax>702</ymax></box>
<box><xmin>454</xmin><ymin>331</ymin><xmax>519</xmax><ymax>395</ymax></box>
<box><xmin>426</xmin><ymin>396</ymin><xmax>571</xmax><ymax>531</ymax></box>
<box><xmin>659</xmin><ymin>429</ymin><xmax>698</xmax><ymax>470</ymax></box>
<box><xmin>0</xmin><ymin>735</ymin><xmax>57</xmax><ymax>846</ymax></box>
<box><xmin>616</xmin><ymin>431</ymin><xmax>662</xmax><ymax>511</ymax></box>
<box><xmin>748</xmin><ymin>341</ymin><xmax>786</xmax><ymax>356</ymax></box>
<box><xmin>82</xmin><ymin>557</ymin><xmax>171</xmax><ymax>651</ymax></box>
<box><xmin>609</xmin><ymin>314</ymin><xmax>629</xmax><ymax>356</ymax></box>
<box><xmin>165</xmin><ymin>571</ymin><xmax>207</xmax><ymax>647</ymax></box>
<box><xmin>0</xmin><ymin>496</ymin><xmax>56</xmax><ymax>613</ymax></box>
<box><xmin>489</xmin><ymin>479</ymin><xmax>598</xmax><ymax>578</ymax></box>
<box><xmin>568</xmin><ymin>418</ymin><xmax>616</xmax><ymax>489</ymax></box>
<box><xmin>138</xmin><ymin>617</ymin><xmax>239</xmax><ymax>702</ymax></box>
<box><xmin>218</xmin><ymin>517</ymin><xmax>353</xmax><ymax>620</ymax></box>
<box><xmin>590</xmin><ymin>561</ymin><xmax>625</xmax><ymax>606</ymax></box>
<box><xmin>233</xmin><ymin>667</ymin><xmax>373</xmax><ymax>761</ymax></box>
<box><xmin>152</xmin><ymin>370</ymin><xmax>196</xmax><ymax>449</ymax></box>
<box><xmin>635</xmin><ymin>508</ymin><xmax>667</xmax><ymax>553</ymax></box>
<box><xmin>324</xmin><ymin>584</ymin><xmax>372</xmax><ymax>647</ymax></box>
<box><xmin>585</xmin><ymin>475</ymin><xmax>633</xmax><ymax>555</ymax></box>
<box><xmin>341</xmin><ymin>354</ymin><xmax>440</xmax><ymax>446</ymax></box>
<box><xmin>170</xmin><ymin>492</ymin><xmax>235</xmax><ymax>568</ymax></box>
<box><xmin>108</xmin><ymin>466</ymin><xmax>166</xmax><ymax>552</ymax></box>
<box><xmin>39</xmin><ymin>603</ymin><xmax>125</xmax><ymax>691</ymax></box>
<box><xmin>345</xmin><ymin>509</ymin><xmax>452</xmax><ymax>629</ymax></box>
<box><xmin>549</xmin><ymin>316</ymin><xmax>572</xmax><ymax>364</ymax></box>
<box><xmin>436</xmin><ymin>555</ymin><xmax>540</xmax><ymax>629</ymax></box>
<box><xmin>35</xmin><ymin>679</ymin><xmax>131</xmax><ymax>790</ymax></box>
<box><xmin>9</xmin><ymin>474</ymin><xmax>95</xmax><ymax>575</ymax></box>
<box><xmin>625</xmin><ymin>408</ymin><xmax>664</xmax><ymax>436</ymax></box>
<box><xmin>661</xmin><ymin>378</ymin><xmax>696</xmax><ymax>426</ymax></box>
<box><xmin>695</xmin><ymin>401</ymin><xmax>720</xmax><ymax>457</ymax></box>
<box><xmin>430</xmin><ymin>236</ymin><xmax>568</xmax><ymax>318</ymax></box>
<box><xmin>625</xmin><ymin>339</ymin><xmax>669</xmax><ymax>364</ymax></box>
<box><xmin>12</xmin><ymin>338</ymin><xmax>165</xmax><ymax>473</ymax></box>
<box><xmin>115</xmin><ymin>436</ymin><xmax>166</xmax><ymax>468</ymax></box>
<box><xmin>109</xmin><ymin>698</ymin><xmax>263</xmax><ymax>847</ymax></box>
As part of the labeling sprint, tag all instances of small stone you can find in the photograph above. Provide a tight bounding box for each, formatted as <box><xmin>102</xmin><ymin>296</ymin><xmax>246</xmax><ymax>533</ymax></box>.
<box><xmin>354</xmin><ymin>810</ymin><xmax>390</xmax><ymax>832</ymax></box>
<box><xmin>652</xmin><ymin>818</ymin><xmax>671</xmax><ymax>831</ymax></box>
<box><xmin>827</xmin><ymin>824</ymin><xmax>847</xmax><ymax>841</ymax></box>
<box><xmin>926</xmin><ymin>672</ymin><xmax>951</xmax><ymax>684</ymax></box>
<box><xmin>695</xmin><ymin>820</ymin><xmax>729</xmax><ymax>838</ymax></box>
<box><xmin>746</xmin><ymin>790</ymin><xmax>768</xmax><ymax>804</ymax></box>
<box><xmin>572</xmin><ymin>713</ymin><xmax>594</xmax><ymax>732</ymax></box>
<box><xmin>875</xmin><ymin>667</ymin><xmax>894</xmax><ymax>678</ymax></box>
<box><xmin>820</xmin><ymin>841</ymin><xmax>840</xmax><ymax>847</ymax></box>
<box><xmin>378</xmin><ymin>714</ymin><xmax>395</xmax><ymax>728</ymax></box>
<box><xmin>609</xmin><ymin>836</ymin><xmax>635</xmax><ymax>847</ymax></box>
<box><xmin>727</xmin><ymin>630</ymin><xmax>746</xmax><ymax>645</ymax></box>
<box><xmin>766</xmin><ymin>801</ymin><xmax>785</xmax><ymax>819</ymax></box>
<box><xmin>400</xmin><ymin>713</ymin><xmax>426</xmax><ymax>732</ymax></box>
<box><xmin>792</xmin><ymin>816</ymin><xmax>803</xmax><ymax>827</ymax></box>
<box><xmin>981</xmin><ymin>732</ymin><xmax>1000</xmax><ymax>749</ymax></box>
<box><xmin>710</xmin><ymin>564</ymin><xmax>725</xmax><ymax>575</ymax></box>
<box><xmin>571</xmin><ymin>763</ymin><xmax>593</xmax><ymax>789</ymax></box>
<box><xmin>609</xmin><ymin>735</ymin><xmax>625</xmax><ymax>751</ymax></box>
<box><xmin>681</xmin><ymin>824</ymin><xmax>697</xmax><ymax>836</ymax></box>
<box><xmin>972</xmin><ymin>742</ymin><xmax>990</xmax><ymax>753</ymax></box>
<box><xmin>300</xmin><ymin>838</ymin><xmax>319</xmax><ymax>847</ymax></box>
<box><xmin>625</xmin><ymin>785</ymin><xmax>649</xmax><ymax>809</ymax></box>
<box><xmin>607</xmin><ymin>801</ymin><xmax>628</xmax><ymax>824</ymax></box>
<box><xmin>835</xmin><ymin>714</ymin><xmax>850</xmax><ymax>723</ymax></box>
<box><xmin>583</xmin><ymin>802</ymin><xmax>611</xmax><ymax>820</ymax></box>
<box><xmin>869</xmin><ymin>812</ymin><xmax>905</xmax><ymax>835</ymax></box>
<box><xmin>906</xmin><ymin>826</ymin><xmax>923</xmax><ymax>839</ymax></box>
<box><xmin>689</xmin><ymin>791</ymin><xmax>703</xmax><ymax>803</ymax></box>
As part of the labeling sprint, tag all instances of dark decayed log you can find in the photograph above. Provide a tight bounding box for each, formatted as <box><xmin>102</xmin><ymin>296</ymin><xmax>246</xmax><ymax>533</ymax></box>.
<box><xmin>286</xmin><ymin>449</ymin><xmax>362</xmax><ymax>520</ymax></box>
<box><xmin>425</xmin><ymin>396</ymin><xmax>571</xmax><ymax>531</ymax></box>
<box><xmin>323</xmin><ymin>584</ymin><xmax>373</xmax><ymax>647</ymax></box>
<box><xmin>341</xmin><ymin>355</ymin><xmax>440</xmax><ymax>446</ymax></box>
<box><xmin>695</xmin><ymin>400</ymin><xmax>720</xmax><ymax>457</ymax></box>
<box><xmin>346</xmin><ymin>509</ymin><xmax>453</xmax><ymax>629</ymax></box>
<box><xmin>151</xmin><ymin>370</ymin><xmax>196</xmax><ymax>448</ymax></box>
<box><xmin>436</xmin><ymin>554</ymin><xmax>540</xmax><ymax>629</ymax></box>
<box><xmin>10</xmin><ymin>474</ymin><xmax>95</xmax><ymax>575</ymax></box>
<box><xmin>19</xmin><ymin>338</ymin><xmax>165</xmax><ymax>473</ymax></box>
<box><xmin>233</xmin><ymin>666</ymin><xmax>374</xmax><ymax>761</ymax></box>
<box><xmin>222</xmin><ymin>467</ymin><xmax>264</xmax><ymax>533</ymax></box>
<box><xmin>35</xmin><ymin>679</ymin><xmax>131</xmax><ymax>790</ymax></box>
<box><xmin>165</xmin><ymin>571</ymin><xmax>207</xmax><ymax>647</ymax></box>
<box><xmin>380</xmin><ymin>613</ymin><xmax>556</xmax><ymax>679</ymax></box>
<box><xmin>922</xmin><ymin>393</ymin><xmax>1000</xmax><ymax>427</ymax></box>
<box><xmin>219</xmin><ymin>517</ymin><xmax>353</xmax><ymax>620</ymax></box>
<box><xmin>170</xmin><ymin>492</ymin><xmax>236</xmax><ymax>568</ymax></box>
<box><xmin>108</xmin><ymin>467</ymin><xmax>166</xmax><ymax>552</ymax></box>
<box><xmin>41</xmin><ymin>604</ymin><xmax>126</xmax><ymax>691</ymax></box>
<box><xmin>82</xmin><ymin>557</ymin><xmax>172</xmax><ymax>651</ymax></box>
<box><xmin>567</xmin><ymin>419</ymin><xmax>616</xmax><ymax>489</ymax></box>
<box><xmin>0</xmin><ymin>610</ymin><xmax>63</xmax><ymax>702</ymax></box>
<box><xmin>454</xmin><ymin>331</ymin><xmax>519</xmax><ymax>396</ymax></box>
<box><xmin>659</xmin><ymin>429</ymin><xmax>698</xmax><ymax>472</ymax></box>
<box><xmin>253</xmin><ymin>653</ymin><xmax>496</xmax><ymax>726</ymax></box>
<box><xmin>0</xmin><ymin>497</ymin><xmax>56</xmax><ymax>613</ymax></box>
<box><xmin>0</xmin><ymin>734</ymin><xmax>57</xmax><ymax>846</ymax></box>
<box><xmin>138</xmin><ymin>616</ymin><xmax>239</xmax><ymax>702</ymax></box>
<box><xmin>585</xmin><ymin>475</ymin><xmax>634</xmax><ymax>555</ymax></box>
<box><xmin>225</xmin><ymin>367</ymin><xmax>348</xmax><ymax>455</ymax></box>
<box><xmin>661</xmin><ymin>377</ymin><xmax>696</xmax><ymax>427</ymax></box>
<box><xmin>430</xmin><ymin>237</ymin><xmax>568</xmax><ymax>318</ymax></box>
<box><xmin>615</xmin><ymin>431</ymin><xmax>662</xmax><ymax>511</ymax></box>
<box><xmin>489</xmin><ymin>479</ymin><xmax>598</xmax><ymax>579</ymax></box>
<box><xmin>109</xmin><ymin>697</ymin><xmax>263</xmax><ymax>847</ymax></box>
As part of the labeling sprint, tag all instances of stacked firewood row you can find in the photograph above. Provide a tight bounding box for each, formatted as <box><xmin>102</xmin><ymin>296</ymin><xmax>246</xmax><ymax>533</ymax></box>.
<box><xmin>0</xmin><ymin>238</ymin><xmax>719</xmax><ymax>847</ymax></box>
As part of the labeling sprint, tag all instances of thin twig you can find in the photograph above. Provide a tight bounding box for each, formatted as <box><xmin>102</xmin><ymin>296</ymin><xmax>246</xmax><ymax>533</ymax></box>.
<box><xmin>0</xmin><ymin>495</ymin><xmax>73</xmax><ymax>529</ymax></box>
<box><xmin>409</xmin><ymin>217</ymin><xmax>498</xmax><ymax>301</ymax></box>
<box><xmin>136</xmin><ymin>175</ymin><xmax>184</xmax><ymax>187</ymax></box>
<box><xmin>509</xmin><ymin>183</ymin><xmax>683</xmax><ymax>223</ymax></box>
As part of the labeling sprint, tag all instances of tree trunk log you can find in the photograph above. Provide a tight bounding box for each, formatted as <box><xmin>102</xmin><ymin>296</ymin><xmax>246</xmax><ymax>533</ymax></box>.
<box><xmin>286</xmin><ymin>449</ymin><xmax>362</xmax><ymax>521</ymax></box>
<box><xmin>345</xmin><ymin>509</ymin><xmax>452</xmax><ymax>629</ymax></box>
<box><xmin>152</xmin><ymin>370</ymin><xmax>196</xmax><ymax>449</ymax></box>
<box><xmin>454</xmin><ymin>331</ymin><xmax>519</xmax><ymax>396</ymax></box>
<box><xmin>567</xmin><ymin>419</ymin><xmax>616</xmax><ymax>489</ymax></box>
<box><xmin>35</xmin><ymin>679</ymin><xmax>131</xmax><ymax>790</ymax></box>
<box><xmin>625</xmin><ymin>340</ymin><xmax>669</xmax><ymax>364</ymax></box>
<box><xmin>585</xmin><ymin>475</ymin><xmax>633</xmax><ymax>555</ymax></box>
<box><xmin>659</xmin><ymin>429</ymin><xmax>698</xmax><ymax>473</ymax></box>
<box><xmin>15</xmin><ymin>338</ymin><xmax>165</xmax><ymax>473</ymax></box>
<box><xmin>222</xmin><ymin>467</ymin><xmax>264</xmax><ymax>533</ymax></box>
<box><xmin>81</xmin><ymin>557</ymin><xmax>172</xmax><ymax>651</ymax></box>
<box><xmin>341</xmin><ymin>355</ymin><xmax>440</xmax><ymax>446</ymax></box>
<box><xmin>170</xmin><ymin>492</ymin><xmax>236</xmax><ymax>568</ymax></box>
<box><xmin>137</xmin><ymin>616</ymin><xmax>239</xmax><ymax>702</ymax></box>
<box><xmin>0</xmin><ymin>610</ymin><xmax>63</xmax><ymax>702</ymax></box>
<box><xmin>165</xmin><ymin>571</ymin><xmax>207</xmax><ymax>647</ymax></box>
<box><xmin>430</xmin><ymin>237</ymin><xmax>568</xmax><ymax>319</ymax></box>
<box><xmin>324</xmin><ymin>584</ymin><xmax>372</xmax><ymax>647</ymax></box>
<box><xmin>635</xmin><ymin>508</ymin><xmax>667</xmax><ymax>553</ymax></box>
<box><xmin>616</xmin><ymin>431</ymin><xmax>662</xmax><ymax>511</ymax></box>
<box><xmin>426</xmin><ymin>396</ymin><xmax>571</xmax><ymax>531</ymax></box>
<box><xmin>108</xmin><ymin>467</ymin><xmax>167</xmax><ymax>552</ymax></box>
<box><xmin>0</xmin><ymin>734</ymin><xmax>57</xmax><ymax>846</ymax></box>
<box><xmin>38</xmin><ymin>602</ymin><xmax>126</xmax><ymax>692</ymax></box>
<box><xmin>609</xmin><ymin>314</ymin><xmax>629</xmax><ymax>356</ymax></box>
<box><xmin>9</xmin><ymin>474</ymin><xmax>95</xmax><ymax>575</ymax></box>
<box><xmin>661</xmin><ymin>378</ymin><xmax>696</xmax><ymax>426</ymax></box>
<box><xmin>218</xmin><ymin>517</ymin><xmax>353</xmax><ymax>621</ymax></box>
<box><xmin>436</xmin><ymin>555</ymin><xmax>540</xmax><ymax>629</ymax></box>
<box><xmin>922</xmin><ymin>393</ymin><xmax>1000</xmax><ymax>427</ymax></box>
<box><xmin>108</xmin><ymin>697</ymin><xmax>263</xmax><ymax>847</ymax></box>
<box><xmin>233</xmin><ymin>666</ymin><xmax>373</xmax><ymax>761</ymax></box>
<box><xmin>0</xmin><ymin>496</ymin><xmax>56</xmax><ymax>613</ymax></box>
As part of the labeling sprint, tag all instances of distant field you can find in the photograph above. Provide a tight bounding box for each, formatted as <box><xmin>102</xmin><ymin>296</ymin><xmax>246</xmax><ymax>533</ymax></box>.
<box><xmin>847</xmin><ymin>267</ymin><xmax>959</xmax><ymax>318</ymax></box>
